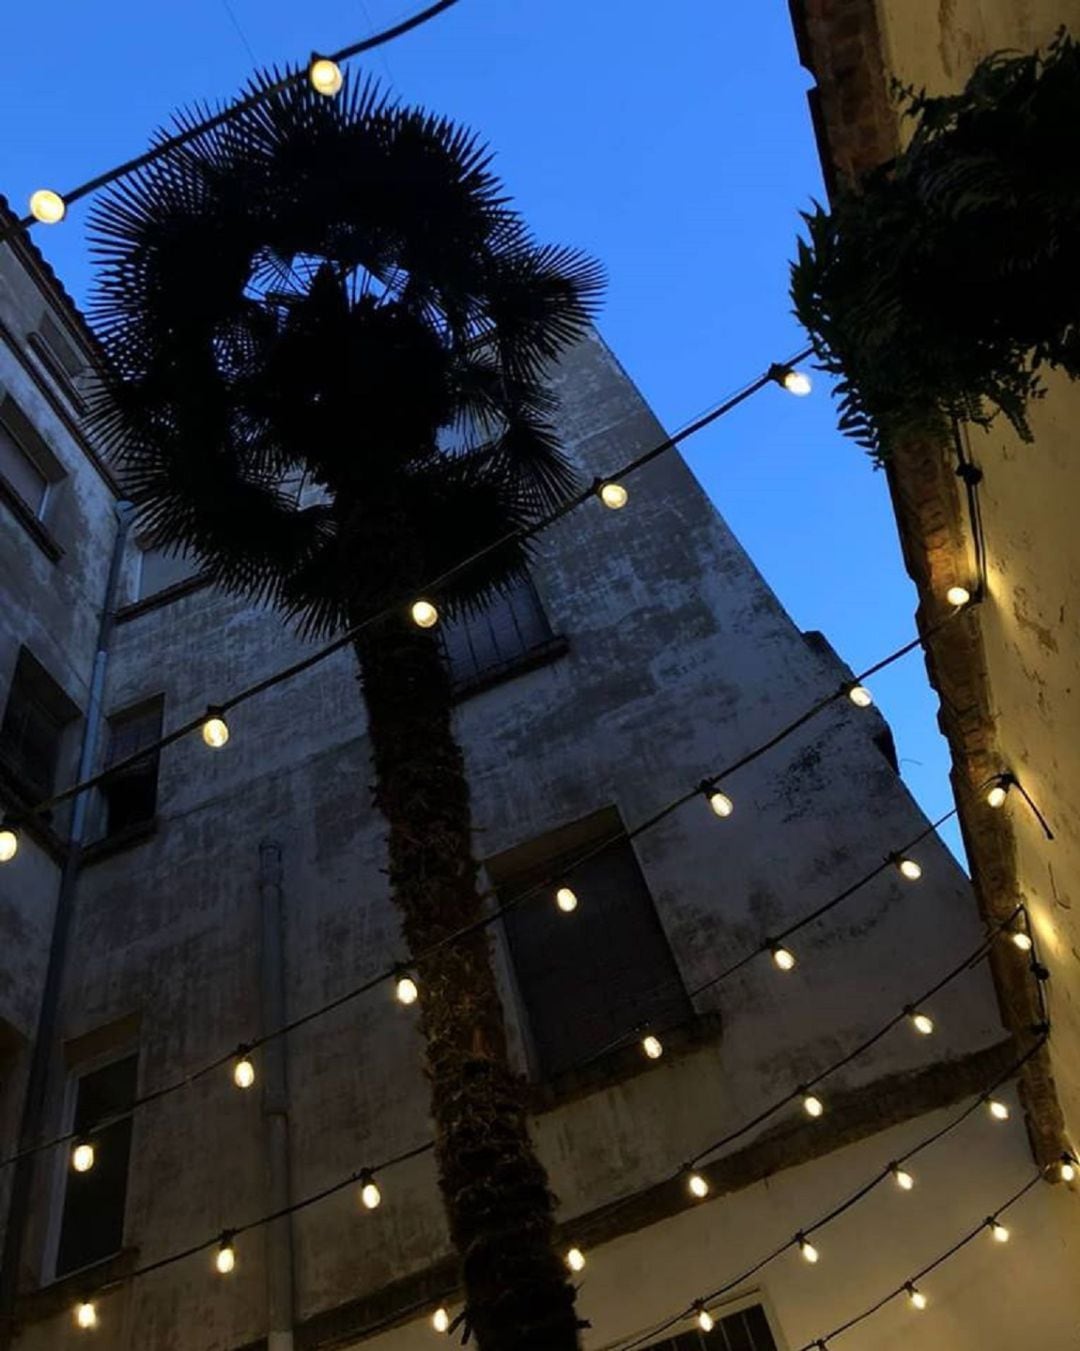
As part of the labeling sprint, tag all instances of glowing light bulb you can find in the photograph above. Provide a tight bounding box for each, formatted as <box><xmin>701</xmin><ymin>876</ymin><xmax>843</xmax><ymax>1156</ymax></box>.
<box><xmin>72</xmin><ymin>1142</ymin><xmax>95</xmax><ymax>1173</ymax></box>
<box><xmin>708</xmin><ymin>790</ymin><xmax>733</xmax><ymax>818</ymax></box>
<box><xmin>396</xmin><ymin>975</ymin><xmax>419</xmax><ymax>1006</ymax></box>
<box><xmin>1060</xmin><ymin>1156</ymin><xmax>1076</xmax><ymax>1184</ymax></box>
<box><xmin>893</xmin><ymin>1165</ymin><xmax>915</xmax><ymax>1191</ymax></box>
<box><xmin>216</xmin><ymin>1237</ymin><xmax>236</xmax><ymax>1274</ymax></box>
<box><xmin>556</xmin><ymin>887</ymin><xmax>578</xmax><ymax>913</ymax></box>
<box><xmin>74</xmin><ymin>1301</ymin><xmax>97</xmax><ymax>1329</ymax></box>
<box><xmin>696</xmin><ymin>1306</ymin><xmax>715</xmax><ymax>1333</ymax></box>
<box><xmin>906</xmin><ymin>1283</ymin><xmax>927</xmax><ymax>1311</ymax></box>
<box><xmin>895</xmin><ymin>856</ymin><xmax>922</xmax><ymax>881</ymax></box>
<box><xmin>0</xmin><ymin>824</ymin><xmax>17</xmax><ymax>863</ymax></box>
<box><xmin>566</xmin><ymin>1246</ymin><xmax>585</xmax><ymax>1272</ymax></box>
<box><xmin>411</xmin><ymin>600</ymin><xmax>439</xmax><ymax>629</ymax></box>
<box><xmin>599</xmin><ymin>481</ymin><xmax>628</xmax><ymax>510</ymax></box>
<box><xmin>989</xmin><ymin>1219</ymin><xmax>1010</xmax><ymax>1244</ymax></box>
<box><xmin>987</xmin><ymin>781</ymin><xmax>1009</xmax><ymax>808</ymax></box>
<box><xmin>847</xmin><ymin>684</ymin><xmax>873</xmax><ymax>708</ymax></box>
<box><xmin>946</xmin><ymin>585</ymin><xmax>971</xmax><ymax>608</ymax></box>
<box><xmin>909</xmin><ymin>1010</ymin><xmax>935</xmax><ymax>1036</ymax></box>
<box><xmin>771</xmin><ymin>944</ymin><xmax>796</xmax><ymax>972</ymax></box>
<box><xmin>783</xmin><ymin>370</ymin><xmax>812</xmax><ymax>396</ymax></box>
<box><xmin>802</xmin><ymin>1093</ymin><xmax>824</xmax><ymax>1119</ymax></box>
<box><xmin>233</xmin><ymin>1055</ymin><xmax>255</xmax><ymax>1090</ymax></box>
<box><xmin>30</xmin><ymin>189</ymin><xmax>66</xmax><ymax>224</ymax></box>
<box><xmin>642</xmin><ymin>1034</ymin><xmax>663</xmax><ymax>1060</ymax></box>
<box><xmin>360</xmin><ymin>1174</ymin><xmax>382</xmax><ymax>1210</ymax></box>
<box><xmin>432</xmin><ymin>1306</ymin><xmax>450</xmax><ymax>1333</ymax></box>
<box><xmin>798</xmin><ymin>1235</ymin><xmax>819</xmax><ymax>1264</ymax></box>
<box><xmin>687</xmin><ymin>1171</ymin><xmax>709</xmax><ymax>1199</ymax></box>
<box><xmin>1011</xmin><ymin>930</ymin><xmax>1033</xmax><ymax>952</ymax></box>
<box><xmin>309</xmin><ymin>57</ymin><xmax>343</xmax><ymax>95</ymax></box>
<box><xmin>988</xmin><ymin>1098</ymin><xmax>1010</xmax><ymax>1122</ymax></box>
<box><xmin>202</xmin><ymin>709</ymin><xmax>229</xmax><ymax>748</ymax></box>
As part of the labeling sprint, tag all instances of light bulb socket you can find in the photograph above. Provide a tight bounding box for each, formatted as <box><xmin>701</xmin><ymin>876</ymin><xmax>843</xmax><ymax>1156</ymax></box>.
<box><xmin>956</xmin><ymin>462</ymin><xmax>984</xmax><ymax>487</ymax></box>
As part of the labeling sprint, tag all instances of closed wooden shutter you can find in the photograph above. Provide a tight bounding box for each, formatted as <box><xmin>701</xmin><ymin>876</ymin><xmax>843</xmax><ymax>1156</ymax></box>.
<box><xmin>502</xmin><ymin>835</ymin><xmax>690</xmax><ymax>1078</ymax></box>
<box><xmin>443</xmin><ymin>573</ymin><xmax>553</xmax><ymax>688</ymax></box>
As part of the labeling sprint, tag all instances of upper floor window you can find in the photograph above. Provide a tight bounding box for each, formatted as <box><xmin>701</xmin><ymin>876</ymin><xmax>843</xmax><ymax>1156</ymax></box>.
<box><xmin>55</xmin><ymin>1053</ymin><xmax>138</xmax><ymax>1276</ymax></box>
<box><xmin>640</xmin><ymin>1303</ymin><xmax>779</xmax><ymax>1350</ymax></box>
<box><xmin>442</xmin><ymin>573</ymin><xmax>557</xmax><ymax>692</ymax></box>
<box><xmin>28</xmin><ymin>312</ymin><xmax>90</xmax><ymax>412</ymax></box>
<box><xmin>137</xmin><ymin>542</ymin><xmax>202</xmax><ymax>601</ymax></box>
<box><xmin>0</xmin><ymin>396</ymin><xmax>63</xmax><ymax>522</ymax></box>
<box><xmin>100</xmin><ymin>697</ymin><xmax>163</xmax><ymax>837</ymax></box>
<box><xmin>0</xmin><ymin>647</ymin><xmax>79</xmax><ymax>802</ymax></box>
<box><xmin>492</xmin><ymin>808</ymin><xmax>691</xmax><ymax>1079</ymax></box>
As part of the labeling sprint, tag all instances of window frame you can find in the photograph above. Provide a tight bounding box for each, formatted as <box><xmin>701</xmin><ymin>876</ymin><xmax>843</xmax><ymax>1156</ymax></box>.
<box><xmin>98</xmin><ymin>695</ymin><xmax>164</xmax><ymax>841</ymax></box>
<box><xmin>0</xmin><ymin>647</ymin><xmax>80</xmax><ymax>805</ymax></box>
<box><xmin>638</xmin><ymin>1295</ymin><xmax>786</xmax><ymax>1351</ymax></box>
<box><xmin>44</xmin><ymin>1045</ymin><xmax>140</xmax><ymax>1284</ymax></box>
<box><xmin>0</xmin><ymin>394</ymin><xmax>66</xmax><ymax>559</ymax></box>
<box><xmin>442</xmin><ymin>572</ymin><xmax>566</xmax><ymax>698</ymax></box>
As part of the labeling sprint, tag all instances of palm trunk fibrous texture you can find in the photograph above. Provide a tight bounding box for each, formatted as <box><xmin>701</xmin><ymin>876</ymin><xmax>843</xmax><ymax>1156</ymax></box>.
<box><xmin>356</xmin><ymin>615</ymin><xmax>581</xmax><ymax>1351</ymax></box>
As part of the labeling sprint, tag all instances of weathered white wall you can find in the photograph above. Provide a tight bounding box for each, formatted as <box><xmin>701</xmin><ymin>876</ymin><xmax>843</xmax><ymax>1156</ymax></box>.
<box><xmin>7</xmin><ymin>329</ymin><xmax>1053</xmax><ymax>1350</ymax></box>
<box><xmin>0</xmin><ymin>229</ymin><xmax>117</xmax><ymax>1259</ymax></box>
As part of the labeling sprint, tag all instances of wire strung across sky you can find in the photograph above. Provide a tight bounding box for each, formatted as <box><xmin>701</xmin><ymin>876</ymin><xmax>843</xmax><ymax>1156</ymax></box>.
<box><xmin>64</xmin><ymin>904</ymin><xmax>1045</xmax><ymax>1321</ymax></box>
<box><xmin>0</xmin><ymin>609</ymin><xmax>968</xmax><ymax>1177</ymax></box>
<box><xmin>0</xmin><ymin>0</ymin><xmax>465</xmax><ymax>245</ymax></box>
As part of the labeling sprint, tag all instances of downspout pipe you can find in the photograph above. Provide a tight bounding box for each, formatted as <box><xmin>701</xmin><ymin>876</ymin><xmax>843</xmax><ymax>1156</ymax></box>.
<box><xmin>258</xmin><ymin>840</ymin><xmax>295</xmax><ymax>1351</ymax></box>
<box><xmin>0</xmin><ymin>500</ymin><xmax>133</xmax><ymax>1346</ymax></box>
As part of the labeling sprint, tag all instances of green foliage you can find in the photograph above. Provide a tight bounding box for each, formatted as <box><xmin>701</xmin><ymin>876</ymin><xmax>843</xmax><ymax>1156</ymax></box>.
<box><xmin>87</xmin><ymin>70</ymin><xmax>604</xmax><ymax>635</ymax></box>
<box><xmin>791</xmin><ymin>30</ymin><xmax>1080</xmax><ymax>459</ymax></box>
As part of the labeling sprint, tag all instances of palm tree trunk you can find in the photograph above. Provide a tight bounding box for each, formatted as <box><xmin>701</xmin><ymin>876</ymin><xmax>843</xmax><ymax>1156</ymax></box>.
<box><xmin>354</xmin><ymin>613</ymin><xmax>581</xmax><ymax>1351</ymax></box>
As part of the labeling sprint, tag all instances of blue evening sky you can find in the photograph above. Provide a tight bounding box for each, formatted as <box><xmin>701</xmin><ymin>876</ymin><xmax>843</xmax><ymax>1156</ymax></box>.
<box><xmin>1</xmin><ymin>0</ymin><xmax>964</xmax><ymax>858</ymax></box>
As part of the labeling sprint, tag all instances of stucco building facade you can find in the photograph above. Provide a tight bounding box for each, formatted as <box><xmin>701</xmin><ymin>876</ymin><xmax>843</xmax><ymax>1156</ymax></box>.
<box><xmin>1</xmin><ymin>181</ymin><xmax>1078</xmax><ymax>1351</ymax></box>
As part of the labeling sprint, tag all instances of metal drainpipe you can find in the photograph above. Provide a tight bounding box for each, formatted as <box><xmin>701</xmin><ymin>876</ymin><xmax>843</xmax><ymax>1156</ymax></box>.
<box><xmin>0</xmin><ymin>500</ymin><xmax>133</xmax><ymax>1347</ymax></box>
<box><xmin>258</xmin><ymin>840</ymin><xmax>295</xmax><ymax>1351</ymax></box>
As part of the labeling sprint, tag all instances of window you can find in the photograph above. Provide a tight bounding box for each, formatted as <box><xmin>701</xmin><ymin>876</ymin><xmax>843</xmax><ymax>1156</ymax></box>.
<box><xmin>0</xmin><ymin>407</ymin><xmax>50</xmax><ymax>518</ymax></box>
<box><xmin>55</xmin><ymin>1054</ymin><xmax>138</xmax><ymax>1276</ymax></box>
<box><xmin>442</xmin><ymin>573</ymin><xmax>557</xmax><ymax>690</ymax></box>
<box><xmin>137</xmin><ymin>542</ymin><xmax>202</xmax><ymax>601</ymax></box>
<box><xmin>641</xmin><ymin>1304</ymin><xmax>778</xmax><ymax>1350</ymax></box>
<box><xmin>100</xmin><ymin>698</ymin><xmax>163</xmax><ymax>836</ymax></box>
<box><xmin>29</xmin><ymin>313</ymin><xmax>89</xmax><ymax>412</ymax></box>
<box><xmin>493</xmin><ymin>809</ymin><xmax>691</xmax><ymax>1079</ymax></box>
<box><xmin>0</xmin><ymin>648</ymin><xmax>79</xmax><ymax>801</ymax></box>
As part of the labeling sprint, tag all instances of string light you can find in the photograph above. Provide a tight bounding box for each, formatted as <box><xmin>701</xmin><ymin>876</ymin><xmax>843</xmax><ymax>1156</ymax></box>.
<box><xmin>232</xmin><ymin>1051</ymin><xmax>255</xmax><ymax>1089</ymax></box>
<box><xmin>395</xmin><ymin>974</ymin><xmax>419</xmax><ymax>1006</ymax></box>
<box><xmin>566</xmin><ymin>1246</ymin><xmax>586</xmax><ymax>1273</ymax></box>
<box><xmin>598</xmin><ymin>480</ymin><xmax>629</xmax><ymax>510</ymax></box>
<box><xmin>907</xmin><ymin>1008</ymin><xmax>935</xmax><ymax>1036</ymax></box>
<box><xmin>308</xmin><ymin>56</ymin><xmax>343</xmax><ymax>95</ymax></box>
<box><xmin>359</xmin><ymin>1170</ymin><xmax>382</xmax><ymax>1210</ymax></box>
<box><xmin>410</xmin><ymin>600</ymin><xmax>439</xmax><ymax>629</ymax></box>
<box><xmin>946</xmin><ymin>585</ymin><xmax>972</xmax><ymax>607</ymax></box>
<box><xmin>987</xmin><ymin>1217</ymin><xmax>1010</xmax><ymax>1244</ymax></box>
<box><xmin>694</xmin><ymin>1304</ymin><xmax>714</xmax><ymax>1332</ymax></box>
<box><xmin>770</xmin><ymin>364</ymin><xmax>812</xmax><ymax>396</ymax></box>
<box><xmin>846</xmin><ymin>683</ymin><xmax>873</xmax><ymax>708</ymax></box>
<box><xmin>771</xmin><ymin>943</ymin><xmax>797</xmax><ymax>971</ymax></box>
<box><xmin>642</xmin><ymin>1033</ymin><xmax>664</xmax><ymax>1060</ymax></box>
<box><xmin>988</xmin><ymin>1098</ymin><xmax>1010</xmax><ymax>1122</ymax></box>
<box><xmin>555</xmin><ymin>886</ymin><xmax>578</xmax><ymax>913</ymax></box>
<box><xmin>201</xmin><ymin>707</ymin><xmax>230</xmax><ymax>748</ymax></box>
<box><xmin>986</xmin><ymin>775</ymin><xmax>1013</xmax><ymax>808</ymax></box>
<box><xmin>686</xmin><ymin>1169</ymin><xmax>710</xmax><ymax>1199</ymax></box>
<box><xmin>797</xmin><ymin>1233</ymin><xmax>820</xmax><ymax>1264</ymax></box>
<box><xmin>0</xmin><ymin>818</ymin><xmax>17</xmax><ymax>863</ymax></box>
<box><xmin>71</xmin><ymin>1141</ymin><xmax>95</xmax><ymax>1173</ymax></box>
<box><xmin>892</xmin><ymin>1164</ymin><xmax>915</xmax><ymax>1191</ymax></box>
<box><xmin>802</xmin><ymin>1091</ymin><xmax>825</xmax><ymax>1119</ymax></box>
<box><xmin>1011</xmin><ymin>928</ymin><xmax>1033</xmax><ymax>952</ymax></box>
<box><xmin>215</xmin><ymin>1233</ymin><xmax>236</xmax><ymax>1273</ymax></box>
<box><xmin>432</xmin><ymin>1307</ymin><xmax>450</xmax><ymax>1333</ymax></box>
<box><xmin>29</xmin><ymin>189</ymin><xmax>66</xmax><ymax>224</ymax></box>
<box><xmin>905</xmin><ymin>1282</ymin><xmax>928</xmax><ymax>1311</ymax></box>
<box><xmin>706</xmin><ymin>788</ymin><xmax>733</xmax><ymax>818</ymax></box>
<box><xmin>891</xmin><ymin>854</ymin><xmax>923</xmax><ymax>881</ymax></box>
<box><xmin>74</xmin><ymin>1301</ymin><xmax>97</xmax><ymax>1330</ymax></box>
<box><xmin>1059</xmin><ymin>1154</ymin><xmax>1077</xmax><ymax>1184</ymax></box>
